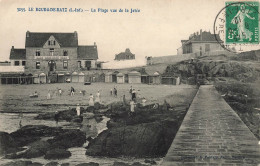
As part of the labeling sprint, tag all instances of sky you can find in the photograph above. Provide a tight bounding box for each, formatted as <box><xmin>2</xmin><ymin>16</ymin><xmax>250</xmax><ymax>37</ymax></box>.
<box><xmin>0</xmin><ymin>0</ymin><xmax>258</xmax><ymax>62</ymax></box>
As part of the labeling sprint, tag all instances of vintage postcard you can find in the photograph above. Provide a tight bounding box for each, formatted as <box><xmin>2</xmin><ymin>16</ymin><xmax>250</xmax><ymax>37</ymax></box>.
<box><xmin>0</xmin><ymin>0</ymin><xmax>259</xmax><ymax>166</ymax></box>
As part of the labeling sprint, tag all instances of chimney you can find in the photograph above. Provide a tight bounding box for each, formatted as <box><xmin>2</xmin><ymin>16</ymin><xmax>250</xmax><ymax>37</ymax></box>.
<box><xmin>94</xmin><ymin>42</ymin><xmax>96</xmax><ymax>46</ymax></box>
<box><xmin>200</xmin><ymin>29</ymin><xmax>202</xmax><ymax>41</ymax></box>
<box><xmin>74</xmin><ymin>31</ymin><xmax>77</xmax><ymax>38</ymax></box>
<box><xmin>11</xmin><ymin>46</ymin><xmax>14</xmax><ymax>52</ymax></box>
<box><xmin>26</xmin><ymin>31</ymin><xmax>30</xmax><ymax>37</ymax></box>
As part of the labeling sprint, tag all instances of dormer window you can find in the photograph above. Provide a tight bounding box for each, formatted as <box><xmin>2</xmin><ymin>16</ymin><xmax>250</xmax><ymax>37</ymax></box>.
<box><xmin>50</xmin><ymin>48</ymin><xmax>54</xmax><ymax>56</ymax></box>
<box><xmin>48</xmin><ymin>40</ymin><xmax>56</xmax><ymax>46</ymax></box>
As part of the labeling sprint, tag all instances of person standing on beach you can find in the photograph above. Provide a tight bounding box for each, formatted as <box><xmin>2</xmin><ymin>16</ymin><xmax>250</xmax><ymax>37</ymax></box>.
<box><xmin>58</xmin><ymin>88</ymin><xmax>62</xmax><ymax>97</ymax></box>
<box><xmin>71</xmin><ymin>87</ymin><xmax>75</xmax><ymax>96</ymax></box>
<box><xmin>114</xmin><ymin>87</ymin><xmax>117</xmax><ymax>97</ymax></box>
<box><xmin>132</xmin><ymin>89</ymin><xmax>136</xmax><ymax>101</ymax></box>
<box><xmin>89</xmin><ymin>94</ymin><xmax>94</xmax><ymax>106</ymax></box>
<box><xmin>110</xmin><ymin>89</ymin><xmax>113</xmax><ymax>96</ymax></box>
<box><xmin>76</xmin><ymin>104</ymin><xmax>81</xmax><ymax>116</ymax></box>
<box><xmin>54</xmin><ymin>111</ymin><xmax>59</xmax><ymax>126</ymax></box>
<box><xmin>95</xmin><ymin>90</ymin><xmax>101</xmax><ymax>103</ymax></box>
<box><xmin>47</xmin><ymin>90</ymin><xmax>51</xmax><ymax>100</ymax></box>
<box><xmin>129</xmin><ymin>100</ymin><xmax>136</xmax><ymax>117</ymax></box>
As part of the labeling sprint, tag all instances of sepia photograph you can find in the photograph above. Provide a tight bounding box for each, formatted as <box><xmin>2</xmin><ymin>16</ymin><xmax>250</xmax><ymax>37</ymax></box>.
<box><xmin>0</xmin><ymin>0</ymin><xmax>259</xmax><ymax>165</ymax></box>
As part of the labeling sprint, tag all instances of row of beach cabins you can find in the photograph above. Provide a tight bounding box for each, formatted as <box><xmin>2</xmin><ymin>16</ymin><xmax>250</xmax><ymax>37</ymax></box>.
<box><xmin>0</xmin><ymin>70</ymin><xmax>181</xmax><ymax>85</ymax></box>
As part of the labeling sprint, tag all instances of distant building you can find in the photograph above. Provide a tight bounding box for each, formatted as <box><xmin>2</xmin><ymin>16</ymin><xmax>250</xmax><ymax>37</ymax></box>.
<box><xmin>6</xmin><ymin>31</ymin><xmax>100</xmax><ymax>84</ymax></box>
<box><xmin>9</xmin><ymin>31</ymin><xmax>99</xmax><ymax>75</ymax></box>
<box><xmin>0</xmin><ymin>61</ymin><xmax>11</xmax><ymax>66</ymax></box>
<box><xmin>114</xmin><ymin>48</ymin><xmax>135</xmax><ymax>60</ymax></box>
<box><xmin>177</xmin><ymin>30</ymin><xmax>224</xmax><ymax>55</ymax></box>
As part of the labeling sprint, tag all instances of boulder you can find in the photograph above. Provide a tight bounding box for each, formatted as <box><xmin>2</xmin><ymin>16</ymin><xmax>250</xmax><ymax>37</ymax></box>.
<box><xmin>45</xmin><ymin>162</ymin><xmax>59</xmax><ymax>166</ymax></box>
<box><xmin>10</xmin><ymin>125</ymin><xmax>63</xmax><ymax>146</ymax></box>
<box><xmin>0</xmin><ymin>132</ymin><xmax>17</xmax><ymax>155</ymax></box>
<box><xmin>86</xmin><ymin>119</ymin><xmax>179</xmax><ymax>157</ymax></box>
<box><xmin>2</xmin><ymin>160</ymin><xmax>43</xmax><ymax>166</ymax></box>
<box><xmin>48</xmin><ymin>129</ymin><xmax>86</xmax><ymax>149</ymax></box>
<box><xmin>75</xmin><ymin>162</ymin><xmax>99</xmax><ymax>166</ymax></box>
<box><xmin>44</xmin><ymin>148</ymin><xmax>71</xmax><ymax>159</ymax></box>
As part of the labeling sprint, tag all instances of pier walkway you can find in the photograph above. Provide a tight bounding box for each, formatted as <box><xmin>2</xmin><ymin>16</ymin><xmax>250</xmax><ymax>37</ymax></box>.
<box><xmin>161</xmin><ymin>85</ymin><xmax>260</xmax><ymax>166</ymax></box>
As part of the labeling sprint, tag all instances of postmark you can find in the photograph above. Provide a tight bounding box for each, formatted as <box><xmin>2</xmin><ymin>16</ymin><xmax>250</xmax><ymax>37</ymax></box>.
<box><xmin>214</xmin><ymin>1</ymin><xmax>260</xmax><ymax>53</ymax></box>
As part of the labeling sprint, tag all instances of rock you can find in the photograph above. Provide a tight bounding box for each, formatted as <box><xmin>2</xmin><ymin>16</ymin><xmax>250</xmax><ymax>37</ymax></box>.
<box><xmin>86</xmin><ymin>120</ymin><xmax>179</xmax><ymax>157</ymax></box>
<box><xmin>0</xmin><ymin>132</ymin><xmax>17</xmax><ymax>155</ymax></box>
<box><xmin>112</xmin><ymin>162</ymin><xmax>146</xmax><ymax>166</ymax></box>
<box><xmin>46</xmin><ymin>162</ymin><xmax>59</xmax><ymax>166</ymax></box>
<box><xmin>48</xmin><ymin>129</ymin><xmax>86</xmax><ymax>149</ymax></box>
<box><xmin>61</xmin><ymin>163</ymin><xmax>70</xmax><ymax>166</ymax></box>
<box><xmin>10</xmin><ymin>125</ymin><xmax>63</xmax><ymax>146</ymax></box>
<box><xmin>44</xmin><ymin>148</ymin><xmax>71</xmax><ymax>159</ymax></box>
<box><xmin>71</xmin><ymin>116</ymin><xmax>83</xmax><ymax>123</ymax></box>
<box><xmin>2</xmin><ymin>160</ymin><xmax>43</xmax><ymax>166</ymax></box>
<box><xmin>144</xmin><ymin>159</ymin><xmax>156</xmax><ymax>165</ymax></box>
<box><xmin>86</xmin><ymin>102</ymin><xmax>187</xmax><ymax>158</ymax></box>
<box><xmin>75</xmin><ymin>162</ymin><xmax>99</xmax><ymax>166</ymax></box>
<box><xmin>113</xmin><ymin>162</ymin><xmax>131</xmax><ymax>166</ymax></box>
<box><xmin>23</xmin><ymin>140</ymin><xmax>51</xmax><ymax>158</ymax></box>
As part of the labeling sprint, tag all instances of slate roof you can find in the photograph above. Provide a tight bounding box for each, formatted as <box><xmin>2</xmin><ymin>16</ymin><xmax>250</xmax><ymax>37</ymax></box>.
<box><xmin>10</xmin><ymin>48</ymin><xmax>26</xmax><ymax>59</ymax></box>
<box><xmin>25</xmin><ymin>32</ymin><xmax>78</xmax><ymax>47</ymax></box>
<box><xmin>185</xmin><ymin>31</ymin><xmax>223</xmax><ymax>44</ymax></box>
<box><xmin>77</xmin><ymin>46</ymin><xmax>98</xmax><ymax>60</ymax></box>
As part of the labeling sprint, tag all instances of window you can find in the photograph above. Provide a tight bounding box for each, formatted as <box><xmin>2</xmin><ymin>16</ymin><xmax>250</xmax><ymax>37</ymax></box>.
<box><xmin>36</xmin><ymin>61</ymin><xmax>40</xmax><ymax>69</ymax></box>
<box><xmin>48</xmin><ymin>40</ymin><xmax>56</xmax><ymax>46</ymax></box>
<box><xmin>50</xmin><ymin>48</ymin><xmax>54</xmax><ymax>56</ymax></box>
<box><xmin>36</xmin><ymin>50</ymin><xmax>40</xmax><ymax>56</ymax></box>
<box><xmin>78</xmin><ymin>61</ymin><xmax>81</xmax><ymax>68</ymax></box>
<box><xmin>22</xmin><ymin>61</ymin><xmax>26</xmax><ymax>66</ymax></box>
<box><xmin>205</xmin><ymin>44</ymin><xmax>210</xmax><ymax>52</ymax></box>
<box><xmin>63</xmin><ymin>61</ymin><xmax>68</xmax><ymax>69</ymax></box>
<box><xmin>14</xmin><ymin>61</ymin><xmax>19</xmax><ymax>66</ymax></box>
<box><xmin>63</xmin><ymin>50</ymin><xmax>68</xmax><ymax>56</ymax></box>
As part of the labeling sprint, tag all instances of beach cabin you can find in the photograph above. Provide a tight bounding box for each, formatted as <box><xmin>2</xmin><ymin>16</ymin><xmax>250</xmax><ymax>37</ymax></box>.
<box><xmin>65</xmin><ymin>73</ymin><xmax>71</xmax><ymax>83</ymax></box>
<box><xmin>116</xmin><ymin>73</ymin><xmax>124</xmax><ymax>84</ymax></box>
<box><xmin>78</xmin><ymin>72</ymin><xmax>85</xmax><ymax>82</ymax></box>
<box><xmin>112</xmin><ymin>71</ymin><xmax>119</xmax><ymax>82</ymax></box>
<box><xmin>105</xmin><ymin>72</ymin><xmax>113</xmax><ymax>83</ymax></box>
<box><xmin>161</xmin><ymin>74</ymin><xmax>176</xmax><ymax>85</ymax></box>
<box><xmin>150</xmin><ymin>72</ymin><xmax>161</xmax><ymax>84</ymax></box>
<box><xmin>58</xmin><ymin>73</ymin><xmax>65</xmax><ymax>83</ymax></box>
<box><xmin>39</xmin><ymin>73</ymin><xmax>46</xmax><ymax>83</ymax></box>
<box><xmin>71</xmin><ymin>72</ymin><xmax>79</xmax><ymax>82</ymax></box>
<box><xmin>128</xmin><ymin>71</ymin><xmax>141</xmax><ymax>84</ymax></box>
<box><xmin>33</xmin><ymin>74</ymin><xmax>39</xmax><ymax>84</ymax></box>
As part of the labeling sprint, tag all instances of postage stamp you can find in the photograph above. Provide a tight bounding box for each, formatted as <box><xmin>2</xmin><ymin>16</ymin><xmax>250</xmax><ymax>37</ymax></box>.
<box><xmin>225</xmin><ymin>1</ymin><xmax>259</xmax><ymax>44</ymax></box>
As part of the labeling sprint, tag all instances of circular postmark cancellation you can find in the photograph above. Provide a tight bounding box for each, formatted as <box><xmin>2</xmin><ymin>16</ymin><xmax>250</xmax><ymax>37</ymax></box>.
<box><xmin>214</xmin><ymin>1</ymin><xmax>260</xmax><ymax>53</ymax></box>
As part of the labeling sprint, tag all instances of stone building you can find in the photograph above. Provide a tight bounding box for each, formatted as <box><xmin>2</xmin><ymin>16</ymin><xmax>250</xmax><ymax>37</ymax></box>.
<box><xmin>9</xmin><ymin>31</ymin><xmax>99</xmax><ymax>76</ymax></box>
<box><xmin>177</xmin><ymin>30</ymin><xmax>224</xmax><ymax>55</ymax></box>
<box><xmin>114</xmin><ymin>48</ymin><xmax>135</xmax><ymax>60</ymax></box>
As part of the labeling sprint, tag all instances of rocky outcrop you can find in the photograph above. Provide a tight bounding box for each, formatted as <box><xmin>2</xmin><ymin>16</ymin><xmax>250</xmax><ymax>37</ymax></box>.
<box><xmin>44</xmin><ymin>148</ymin><xmax>71</xmax><ymax>159</ymax></box>
<box><xmin>86</xmin><ymin>101</ymin><xmax>189</xmax><ymax>157</ymax></box>
<box><xmin>75</xmin><ymin>162</ymin><xmax>99</xmax><ymax>166</ymax></box>
<box><xmin>0</xmin><ymin>132</ymin><xmax>18</xmax><ymax>155</ymax></box>
<box><xmin>2</xmin><ymin>160</ymin><xmax>43</xmax><ymax>166</ymax></box>
<box><xmin>4</xmin><ymin>125</ymin><xmax>86</xmax><ymax>159</ymax></box>
<box><xmin>48</xmin><ymin>129</ymin><xmax>86</xmax><ymax>149</ymax></box>
<box><xmin>164</xmin><ymin>59</ymin><xmax>258</xmax><ymax>83</ymax></box>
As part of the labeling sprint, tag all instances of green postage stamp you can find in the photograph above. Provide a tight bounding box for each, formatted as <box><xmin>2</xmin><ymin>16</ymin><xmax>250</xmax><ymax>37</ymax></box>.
<box><xmin>225</xmin><ymin>1</ymin><xmax>259</xmax><ymax>44</ymax></box>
